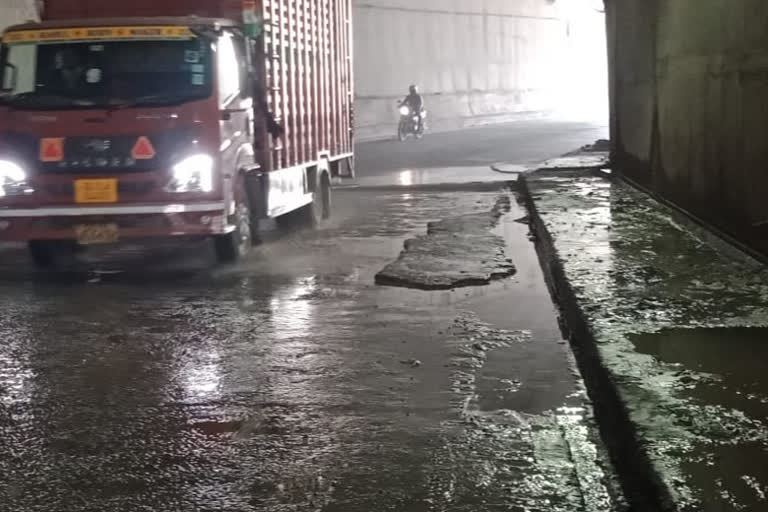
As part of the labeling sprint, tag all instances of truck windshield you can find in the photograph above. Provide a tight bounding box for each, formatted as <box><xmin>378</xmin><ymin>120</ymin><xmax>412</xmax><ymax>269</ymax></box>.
<box><xmin>0</xmin><ymin>37</ymin><xmax>212</xmax><ymax>109</ymax></box>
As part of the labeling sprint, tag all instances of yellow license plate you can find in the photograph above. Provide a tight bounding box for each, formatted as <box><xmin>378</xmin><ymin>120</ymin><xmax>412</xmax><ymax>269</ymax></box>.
<box><xmin>75</xmin><ymin>179</ymin><xmax>118</xmax><ymax>204</ymax></box>
<box><xmin>74</xmin><ymin>224</ymin><xmax>119</xmax><ymax>245</ymax></box>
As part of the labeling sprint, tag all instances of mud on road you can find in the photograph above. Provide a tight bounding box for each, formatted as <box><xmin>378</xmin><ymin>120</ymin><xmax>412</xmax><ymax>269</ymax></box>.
<box><xmin>0</xmin><ymin>186</ymin><xmax>621</xmax><ymax>511</ymax></box>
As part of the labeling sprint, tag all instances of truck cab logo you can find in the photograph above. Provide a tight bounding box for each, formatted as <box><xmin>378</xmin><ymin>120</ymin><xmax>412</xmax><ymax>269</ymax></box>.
<box><xmin>83</xmin><ymin>139</ymin><xmax>111</xmax><ymax>153</ymax></box>
<box><xmin>40</xmin><ymin>138</ymin><xmax>65</xmax><ymax>162</ymax></box>
<box><xmin>131</xmin><ymin>136</ymin><xmax>156</xmax><ymax>160</ymax></box>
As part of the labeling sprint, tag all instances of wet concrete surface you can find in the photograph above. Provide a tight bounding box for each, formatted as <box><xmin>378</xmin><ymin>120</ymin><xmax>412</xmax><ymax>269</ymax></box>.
<box><xmin>354</xmin><ymin>166</ymin><xmax>512</xmax><ymax>189</ymax></box>
<box><xmin>0</xmin><ymin>186</ymin><xmax>620</xmax><ymax>511</ymax></box>
<box><xmin>524</xmin><ymin>169</ymin><xmax>768</xmax><ymax>511</ymax></box>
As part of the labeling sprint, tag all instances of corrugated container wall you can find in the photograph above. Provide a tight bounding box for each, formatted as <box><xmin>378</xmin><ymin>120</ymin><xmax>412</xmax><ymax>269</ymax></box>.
<box><xmin>257</xmin><ymin>0</ymin><xmax>353</xmax><ymax>172</ymax></box>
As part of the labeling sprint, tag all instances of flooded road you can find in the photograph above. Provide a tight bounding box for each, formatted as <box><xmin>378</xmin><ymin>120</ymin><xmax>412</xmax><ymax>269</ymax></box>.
<box><xmin>0</xmin><ymin>186</ymin><xmax>619</xmax><ymax>511</ymax></box>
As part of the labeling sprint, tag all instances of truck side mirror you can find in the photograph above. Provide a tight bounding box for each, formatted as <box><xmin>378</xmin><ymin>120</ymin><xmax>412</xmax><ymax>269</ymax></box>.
<box><xmin>1</xmin><ymin>63</ymin><xmax>17</xmax><ymax>93</ymax></box>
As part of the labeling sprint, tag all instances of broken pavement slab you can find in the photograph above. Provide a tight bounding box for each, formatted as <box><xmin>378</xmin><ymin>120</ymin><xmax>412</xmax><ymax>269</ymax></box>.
<box><xmin>538</xmin><ymin>153</ymin><xmax>609</xmax><ymax>170</ymax></box>
<box><xmin>490</xmin><ymin>150</ymin><xmax>607</xmax><ymax>177</ymax></box>
<box><xmin>521</xmin><ymin>168</ymin><xmax>768</xmax><ymax>512</ymax></box>
<box><xmin>490</xmin><ymin>162</ymin><xmax>530</xmax><ymax>174</ymax></box>
<box><xmin>375</xmin><ymin>195</ymin><xmax>517</xmax><ymax>290</ymax></box>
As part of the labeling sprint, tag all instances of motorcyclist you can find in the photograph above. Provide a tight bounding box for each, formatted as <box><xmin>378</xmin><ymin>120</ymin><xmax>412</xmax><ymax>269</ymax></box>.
<box><xmin>400</xmin><ymin>84</ymin><xmax>424</xmax><ymax>132</ymax></box>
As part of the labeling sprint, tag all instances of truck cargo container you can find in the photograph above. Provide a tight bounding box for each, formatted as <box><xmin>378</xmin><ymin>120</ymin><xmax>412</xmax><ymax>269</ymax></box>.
<box><xmin>0</xmin><ymin>0</ymin><xmax>354</xmax><ymax>265</ymax></box>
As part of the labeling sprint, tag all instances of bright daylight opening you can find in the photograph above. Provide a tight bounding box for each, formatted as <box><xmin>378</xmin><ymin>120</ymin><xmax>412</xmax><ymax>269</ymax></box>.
<box><xmin>554</xmin><ymin>0</ymin><xmax>609</xmax><ymax>123</ymax></box>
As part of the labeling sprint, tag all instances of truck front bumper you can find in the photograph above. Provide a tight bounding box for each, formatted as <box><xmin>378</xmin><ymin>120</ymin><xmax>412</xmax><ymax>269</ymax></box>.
<box><xmin>0</xmin><ymin>202</ymin><xmax>232</xmax><ymax>241</ymax></box>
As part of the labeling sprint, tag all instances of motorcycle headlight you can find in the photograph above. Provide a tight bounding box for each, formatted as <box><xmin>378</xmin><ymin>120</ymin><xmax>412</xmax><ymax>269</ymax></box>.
<box><xmin>0</xmin><ymin>159</ymin><xmax>31</xmax><ymax>197</ymax></box>
<box><xmin>167</xmin><ymin>154</ymin><xmax>214</xmax><ymax>193</ymax></box>
<box><xmin>399</xmin><ymin>106</ymin><xmax>410</xmax><ymax>116</ymax></box>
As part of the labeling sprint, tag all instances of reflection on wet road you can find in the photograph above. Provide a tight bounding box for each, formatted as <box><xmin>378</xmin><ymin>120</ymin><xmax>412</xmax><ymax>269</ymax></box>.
<box><xmin>0</xmin><ymin>189</ymin><xmax>618</xmax><ymax>511</ymax></box>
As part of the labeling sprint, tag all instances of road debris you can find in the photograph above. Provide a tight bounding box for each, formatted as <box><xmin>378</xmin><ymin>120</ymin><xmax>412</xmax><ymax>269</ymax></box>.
<box><xmin>375</xmin><ymin>195</ymin><xmax>517</xmax><ymax>290</ymax></box>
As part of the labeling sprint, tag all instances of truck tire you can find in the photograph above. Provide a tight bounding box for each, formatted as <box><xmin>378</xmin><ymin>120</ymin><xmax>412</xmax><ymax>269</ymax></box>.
<box><xmin>28</xmin><ymin>240</ymin><xmax>79</xmax><ymax>269</ymax></box>
<box><xmin>214</xmin><ymin>181</ymin><xmax>253</xmax><ymax>264</ymax></box>
<box><xmin>319</xmin><ymin>171</ymin><xmax>332</xmax><ymax>220</ymax></box>
<box><xmin>28</xmin><ymin>241</ymin><xmax>56</xmax><ymax>268</ymax></box>
<box><xmin>299</xmin><ymin>171</ymin><xmax>331</xmax><ymax>225</ymax></box>
<box><xmin>277</xmin><ymin>171</ymin><xmax>331</xmax><ymax>229</ymax></box>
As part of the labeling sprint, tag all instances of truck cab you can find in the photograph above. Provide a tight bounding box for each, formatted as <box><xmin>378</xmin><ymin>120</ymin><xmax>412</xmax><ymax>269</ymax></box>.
<box><xmin>0</xmin><ymin>3</ymin><xmax>354</xmax><ymax>266</ymax></box>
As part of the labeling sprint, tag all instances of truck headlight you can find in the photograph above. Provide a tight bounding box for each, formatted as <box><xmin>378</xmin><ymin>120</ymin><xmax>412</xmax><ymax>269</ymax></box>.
<box><xmin>0</xmin><ymin>160</ymin><xmax>31</xmax><ymax>197</ymax></box>
<box><xmin>168</xmin><ymin>154</ymin><xmax>214</xmax><ymax>193</ymax></box>
<box><xmin>399</xmin><ymin>106</ymin><xmax>410</xmax><ymax>116</ymax></box>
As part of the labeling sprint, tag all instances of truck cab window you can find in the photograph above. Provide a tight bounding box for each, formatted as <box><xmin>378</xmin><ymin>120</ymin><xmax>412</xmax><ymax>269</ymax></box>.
<box><xmin>233</xmin><ymin>34</ymin><xmax>250</xmax><ymax>98</ymax></box>
<box><xmin>1</xmin><ymin>43</ymin><xmax>36</xmax><ymax>94</ymax></box>
<box><xmin>0</xmin><ymin>37</ymin><xmax>213</xmax><ymax>109</ymax></box>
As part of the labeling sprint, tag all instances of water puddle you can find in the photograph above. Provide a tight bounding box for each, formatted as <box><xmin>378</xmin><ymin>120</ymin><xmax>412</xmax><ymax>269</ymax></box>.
<box><xmin>354</xmin><ymin>166</ymin><xmax>509</xmax><ymax>188</ymax></box>
<box><xmin>630</xmin><ymin>328</ymin><xmax>768</xmax><ymax>510</ymax></box>
<box><xmin>630</xmin><ymin>327</ymin><xmax>768</xmax><ymax>413</ymax></box>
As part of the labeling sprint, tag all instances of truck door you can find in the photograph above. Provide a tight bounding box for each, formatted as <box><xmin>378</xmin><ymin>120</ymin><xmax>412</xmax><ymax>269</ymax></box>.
<box><xmin>217</xmin><ymin>31</ymin><xmax>253</xmax><ymax>206</ymax></box>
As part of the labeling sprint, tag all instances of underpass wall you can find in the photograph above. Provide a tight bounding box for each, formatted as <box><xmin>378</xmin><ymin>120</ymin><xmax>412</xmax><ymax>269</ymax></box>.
<box><xmin>0</xmin><ymin>0</ymin><xmax>38</xmax><ymax>32</ymax></box>
<box><xmin>610</xmin><ymin>0</ymin><xmax>768</xmax><ymax>256</ymax></box>
<box><xmin>353</xmin><ymin>0</ymin><xmax>572</xmax><ymax>140</ymax></box>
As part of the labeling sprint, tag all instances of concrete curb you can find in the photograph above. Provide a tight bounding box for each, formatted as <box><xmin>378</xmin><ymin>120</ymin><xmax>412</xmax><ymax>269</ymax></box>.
<box><xmin>518</xmin><ymin>169</ymin><xmax>678</xmax><ymax>512</ymax></box>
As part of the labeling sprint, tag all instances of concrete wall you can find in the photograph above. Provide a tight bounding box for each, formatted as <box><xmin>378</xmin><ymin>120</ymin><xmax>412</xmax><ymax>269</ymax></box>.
<box><xmin>353</xmin><ymin>0</ymin><xmax>578</xmax><ymax>139</ymax></box>
<box><xmin>609</xmin><ymin>0</ymin><xmax>768</xmax><ymax>255</ymax></box>
<box><xmin>0</xmin><ymin>0</ymin><xmax>38</xmax><ymax>32</ymax></box>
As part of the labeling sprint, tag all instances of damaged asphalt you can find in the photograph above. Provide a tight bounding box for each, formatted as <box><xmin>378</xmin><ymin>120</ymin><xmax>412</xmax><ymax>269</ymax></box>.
<box><xmin>375</xmin><ymin>195</ymin><xmax>516</xmax><ymax>290</ymax></box>
<box><xmin>0</xmin><ymin>182</ymin><xmax>622</xmax><ymax>510</ymax></box>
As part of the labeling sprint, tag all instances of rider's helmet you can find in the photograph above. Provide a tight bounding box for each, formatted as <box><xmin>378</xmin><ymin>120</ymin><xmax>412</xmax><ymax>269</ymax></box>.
<box><xmin>409</xmin><ymin>84</ymin><xmax>419</xmax><ymax>95</ymax></box>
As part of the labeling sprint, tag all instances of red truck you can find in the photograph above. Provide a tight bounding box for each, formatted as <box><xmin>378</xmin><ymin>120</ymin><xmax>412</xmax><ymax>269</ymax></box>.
<box><xmin>0</xmin><ymin>0</ymin><xmax>354</xmax><ymax>265</ymax></box>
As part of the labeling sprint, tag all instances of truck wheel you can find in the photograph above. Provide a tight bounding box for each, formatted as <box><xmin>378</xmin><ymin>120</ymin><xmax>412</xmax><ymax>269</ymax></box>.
<box><xmin>214</xmin><ymin>184</ymin><xmax>253</xmax><ymax>264</ymax></box>
<box><xmin>300</xmin><ymin>171</ymin><xmax>331</xmax><ymax>225</ymax></box>
<box><xmin>319</xmin><ymin>172</ymin><xmax>331</xmax><ymax>220</ymax></box>
<box><xmin>279</xmin><ymin>171</ymin><xmax>331</xmax><ymax>229</ymax></box>
<box><xmin>28</xmin><ymin>240</ymin><xmax>79</xmax><ymax>269</ymax></box>
<box><xmin>28</xmin><ymin>241</ymin><xmax>55</xmax><ymax>268</ymax></box>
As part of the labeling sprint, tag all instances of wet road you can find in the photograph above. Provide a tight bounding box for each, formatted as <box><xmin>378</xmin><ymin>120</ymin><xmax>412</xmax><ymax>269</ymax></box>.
<box><xmin>351</xmin><ymin>119</ymin><xmax>607</xmax><ymax>188</ymax></box>
<box><xmin>0</xmin><ymin>124</ymin><xmax>618</xmax><ymax>511</ymax></box>
<box><xmin>356</xmin><ymin>119</ymin><xmax>608</xmax><ymax>179</ymax></box>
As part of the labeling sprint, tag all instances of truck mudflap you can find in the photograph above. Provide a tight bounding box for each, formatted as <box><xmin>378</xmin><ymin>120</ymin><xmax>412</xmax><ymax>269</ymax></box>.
<box><xmin>0</xmin><ymin>202</ymin><xmax>230</xmax><ymax>242</ymax></box>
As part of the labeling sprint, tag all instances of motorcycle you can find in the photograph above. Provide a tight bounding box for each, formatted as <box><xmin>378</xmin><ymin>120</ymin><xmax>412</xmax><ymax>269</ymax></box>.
<box><xmin>397</xmin><ymin>104</ymin><xmax>426</xmax><ymax>141</ymax></box>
